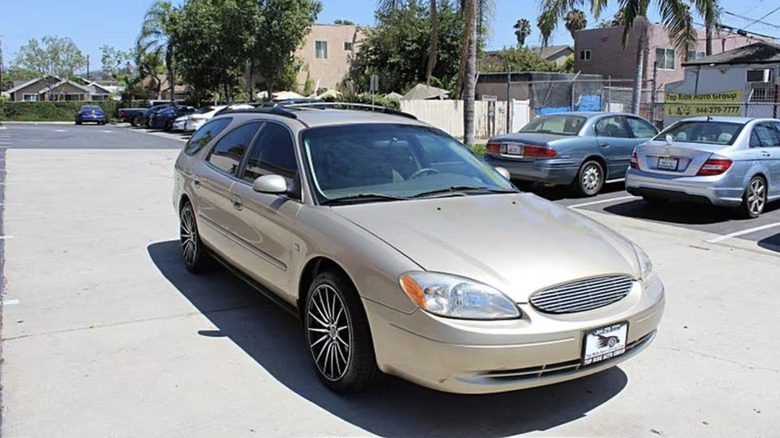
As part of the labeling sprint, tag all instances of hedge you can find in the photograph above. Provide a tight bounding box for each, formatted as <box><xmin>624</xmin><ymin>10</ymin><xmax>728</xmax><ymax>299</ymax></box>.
<box><xmin>0</xmin><ymin>101</ymin><xmax>120</xmax><ymax>122</ymax></box>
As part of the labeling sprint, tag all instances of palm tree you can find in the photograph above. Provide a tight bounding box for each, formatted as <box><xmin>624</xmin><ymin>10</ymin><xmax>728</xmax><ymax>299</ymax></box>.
<box><xmin>514</xmin><ymin>19</ymin><xmax>532</xmax><ymax>47</ymax></box>
<box><xmin>540</xmin><ymin>0</ymin><xmax>718</xmax><ymax>114</ymax></box>
<box><xmin>137</xmin><ymin>1</ymin><xmax>178</xmax><ymax>102</ymax></box>
<box><xmin>565</xmin><ymin>9</ymin><xmax>587</xmax><ymax>40</ymax></box>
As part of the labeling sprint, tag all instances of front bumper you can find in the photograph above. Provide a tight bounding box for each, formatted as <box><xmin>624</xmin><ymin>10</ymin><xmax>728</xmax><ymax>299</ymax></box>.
<box><xmin>626</xmin><ymin>168</ymin><xmax>743</xmax><ymax>207</ymax></box>
<box><xmin>484</xmin><ymin>155</ymin><xmax>579</xmax><ymax>186</ymax></box>
<box><xmin>365</xmin><ymin>276</ymin><xmax>665</xmax><ymax>394</ymax></box>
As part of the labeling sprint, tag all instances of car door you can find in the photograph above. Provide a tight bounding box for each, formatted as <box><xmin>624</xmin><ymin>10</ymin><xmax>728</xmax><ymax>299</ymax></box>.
<box><xmin>593</xmin><ymin>115</ymin><xmax>636</xmax><ymax>179</ymax></box>
<box><xmin>229</xmin><ymin>122</ymin><xmax>305</xmax><ymax>301</ymax></box>
<box><xmin>195</xmin><ymin>121</ymin><xmax>263</xmax><ymax>263</ymax></box>
<box><xmin>762</xmin><ymin>122</ymin><xmax>780</xmax><ymax>196</ymax></box>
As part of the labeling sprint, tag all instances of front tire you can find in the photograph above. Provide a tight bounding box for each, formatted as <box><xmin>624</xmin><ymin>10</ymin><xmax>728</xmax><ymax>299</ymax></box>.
<box><xmin>305</xmin><ymin>271</ymin><xmax>382</xmax><ymax>393</ymax></box>
<box><xmin>573</xmin><ymin>160</ymin><xmax>605</xmax><ymax>196</ymax></box>
<box><xmin>179</xmin><ymin>201</ymin><xmax>210</xmax><ymax>273</ymax></box>
<box><xmin>740</xmin><ymin>176</ymin><xmax>767</xmax><ymax>219</ymax></box>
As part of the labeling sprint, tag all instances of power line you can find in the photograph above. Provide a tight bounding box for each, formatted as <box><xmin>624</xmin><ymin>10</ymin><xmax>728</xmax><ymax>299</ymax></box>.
<box><xmin>744</xmin><ymin>5</ymin><xmax>780</xmax><ymax>30</ymax></box>
<box><xmin>723</xmin><ymin>10</ymin><xmax>780</xmax><ymax>30</ymax></box>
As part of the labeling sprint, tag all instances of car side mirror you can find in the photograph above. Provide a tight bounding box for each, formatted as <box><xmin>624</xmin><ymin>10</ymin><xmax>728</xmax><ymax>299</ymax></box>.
<box><xmin>495</xmin><ymin>166</ymin><xmax>511</xmax><ymax>180</ymax></box>
<box><xmin>252</xmin><ymin>174</ymin><xmax>288</xmax><ymax>194</ymax></box>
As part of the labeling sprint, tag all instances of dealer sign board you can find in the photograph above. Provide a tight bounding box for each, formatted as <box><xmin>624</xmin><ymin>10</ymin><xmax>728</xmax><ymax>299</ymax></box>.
<box><xmin>665</xmin><ymin>90</ymin><xmax>742</xmax><ymax>117</ymax></box>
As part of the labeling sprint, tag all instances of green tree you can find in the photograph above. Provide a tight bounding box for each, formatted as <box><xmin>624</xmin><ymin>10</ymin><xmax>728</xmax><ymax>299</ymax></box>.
<box><xmin>252</xmin><ymin>0</ymin><xmax>321</xmax><ymax>96</ymax></box>
<box><xmin>13</xmin><ymin>36</ymin><xmax>86</xmax><ymax>99</ymax></box>
<box><xmin>137</xmin><ymin>50</ymin><xmax>165</xmax><ymax>98</ymax></box>
<box><xmin>513</xmin><ymin>18</ymin><xmax>532</xmax><ymax>47</ymax></box>
<box><xmin>564</xmin><ymin>9</ymin><xmax>587</xmax><ymax>39</ymax></box>
<box><xmin>100</xmin><ymin>45</ymin><xmax>133</xmax><ymax>79</ymax></box>
<box><xmin>479</xmin><ymin>47</ymin><xmax>562</xmax><ymax>72</ymax></box>
<box><xmin>334</xmin><ymin>19</ymin><xmax>355</xmax><ymax>25</ymax></box>
<box><xmin>173</xmin><ymin>0</ymin><xmax>261</xmax><ymax>103</ymax></box>
<box><xmin>137</xmin><ymin>1</ymin><xmax>179</xmax><ymax>102</ymax></box>
<box><xmin>540</xmin><ymin>0</ymin><xmax>718</xmax><ymax>113</ymax></box>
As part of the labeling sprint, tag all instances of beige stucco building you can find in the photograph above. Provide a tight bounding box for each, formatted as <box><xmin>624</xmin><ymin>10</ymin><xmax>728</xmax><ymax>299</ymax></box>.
<box><xmin>295</xmin><ymin>24</ymin><xmax>365</xmax><ymax>92</ymax></box>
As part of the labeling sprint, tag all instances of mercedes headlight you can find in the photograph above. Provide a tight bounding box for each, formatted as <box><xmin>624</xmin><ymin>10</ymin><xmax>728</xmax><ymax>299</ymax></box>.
<box><xmin>399</xmin><ymin>272</ymin><xmax>520</xmax><ymax>320</ymax></box>
<box><xmin>632</xmin><ymin>243</ymin><xmax>655</xmax><ymax>287</ymax></box>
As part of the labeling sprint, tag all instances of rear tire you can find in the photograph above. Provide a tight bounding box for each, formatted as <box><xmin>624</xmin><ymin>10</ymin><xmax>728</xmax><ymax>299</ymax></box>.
<box><xmin>573</xmin><ymin>160</ymin><xmax>604</xmax><ymax>197</ymax></box>
<box><xmin>642</xmin><ymin>196</ymin><xmax>668</xmax><ymax>207</ymax></box>
<box><xmin>131</xmin><ymin>114</ymin><xmax>143</xmax><ymax>127</ymax></box>
<box><xmin>304</xmin><ymin>270</ymin><xmax>382</xmax><ymax>393</ymax></box>
<box><xmin>179</xmin><ymin>201</ymin><xmax>211</xmax><ymax>273</ymax></box>
<box><xmin>75</xmin><ymin>120</ymin><xmax>82</xmax><ymax>125</ymax></box>
<box><xmin>740</xmin><ymin>176</ymin><xmax>767</xmax><ymax>219</ymax></box>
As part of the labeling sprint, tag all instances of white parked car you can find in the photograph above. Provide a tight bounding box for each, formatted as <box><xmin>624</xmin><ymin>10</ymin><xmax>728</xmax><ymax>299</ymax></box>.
<box><xmin>185</xmin><ymin>104</ymin><xmax>254</xmax><ymax>132</ymax></box>
<box><xmin>173</xmin><ymin>115</ymin><xmax>189</xmax><ymax>132</ymax></box>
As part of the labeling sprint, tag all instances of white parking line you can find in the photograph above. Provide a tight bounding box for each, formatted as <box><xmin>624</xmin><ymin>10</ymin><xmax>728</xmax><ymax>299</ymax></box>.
<box><xmin>568</xmin><ymin>195</ymin><xmax>638</xmax><ymax>209</ymax></box>
<box><xmin>706</xmin><ymin>222</ymin><xmax>780</xmax><ymax>243</ymax></box>
<box><xmin>2</xmin><ymin>299</ymin><xmax>20</xmax><ymax>306</ymax></box>
<box><xmin>54</xmin><ymin>129</ymin><xmax>68</xmax><ymax>133</ymax></box>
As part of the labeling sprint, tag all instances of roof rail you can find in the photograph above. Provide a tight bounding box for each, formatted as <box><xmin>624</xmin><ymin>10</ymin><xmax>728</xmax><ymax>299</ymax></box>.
<box><xmin>217</xmin><ymin>105</ymin><xmax>298</xmax><ymax>119</ymax></box>
<box><xmin>281</xmin><ymin>102</ymin><xmax>417</xmax><ymax>120</ymax></box>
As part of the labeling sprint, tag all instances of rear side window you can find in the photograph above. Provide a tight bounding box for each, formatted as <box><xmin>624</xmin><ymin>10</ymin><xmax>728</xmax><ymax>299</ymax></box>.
<box><xmin>242</xmin><ymin>123</ymin><xmax>298</xmax><ymax>181</ymax></box>
<box><xmin>184</xmin><ymin>118</ymin><xmax>232</xmax><ymax>156</ymax></box>
<box><xmin>750</xmin><ymin>123</ymin><xmax>780</xmax><ymax>147</ymax></box>
<box><xmin>626</xmin><ymin>117</ymin><xmax>657</xmax><ymax>139</ymax></box>
<box><xmin>595</xmin><ymin>116</ymin><xmax>631</xmax><ymax>138</ymax></box>
<box><xmin>206</xmin><ymin>122</ymin><xmax>263</xmax><ymax>175</ymax></box>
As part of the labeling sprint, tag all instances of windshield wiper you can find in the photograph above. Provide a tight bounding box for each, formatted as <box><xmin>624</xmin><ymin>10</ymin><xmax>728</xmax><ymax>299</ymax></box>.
<box><xmin>410</xmin><ymin>186</ymin><xmax>517</xmax><ymax>199</ymax></box>
<box><xmin>321</xmin><ymin>193</ymin><xmax>409</xmax><ymax>205</ymax></box>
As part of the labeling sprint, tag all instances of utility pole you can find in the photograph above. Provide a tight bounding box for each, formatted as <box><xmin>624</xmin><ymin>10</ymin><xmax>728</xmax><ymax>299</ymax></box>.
<box><xmin>0</xmin><ymin>35</ymin><xmax>4</xmax><ymax>93</ymax></box>
<box><xmin>86</xmin><ymin>55</ymin><xmax>90</xmax><ymax>81</ymax></box>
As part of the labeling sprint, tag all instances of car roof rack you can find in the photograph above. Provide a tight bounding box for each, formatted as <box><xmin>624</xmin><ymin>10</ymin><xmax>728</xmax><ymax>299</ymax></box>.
<box><xmin>218</xmin><ymin>105</ymin><xmax>299</xmax><ymax>119</ymax></box>
<box><xmin>217</xmin><ymin>101</ymin><xmax>417</xmax><ymax>121</ymax></box>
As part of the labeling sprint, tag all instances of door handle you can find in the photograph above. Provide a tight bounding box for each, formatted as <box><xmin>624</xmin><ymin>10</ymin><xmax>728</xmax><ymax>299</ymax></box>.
<box><xmin>600</xmin><ymin>143</ymin><xmax>610</xmax><ymax>148</ymax></box>
<box><xmin>193</xmin><ymin>176</ymin><xmax>201</xmax><ymax>188</ymax></box>
<box><xmin>231</xmin><ymin>195</ymin><xmax>243</xmax><ymax>211</ymax></box>
<box><xmin>762</xmin><ymin>152</ymin><xmax>771</xmax><ymax>157</ymax></box>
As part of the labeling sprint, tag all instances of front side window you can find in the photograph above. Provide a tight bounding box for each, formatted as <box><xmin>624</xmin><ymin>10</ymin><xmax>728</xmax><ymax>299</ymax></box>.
<box><xmin>656</xmin><ymin>48</ymin><xmax>675</xmax><ymax>70</ymax></box>
<box><xmin>302</xmin><ymin>124</ymin><xmax>515</xmax><ymax>203</ymax></box>
<box><xmin>206</xmin><ymin>122</ymin><xmax>262</xmax><ymax>175</ymax></box>
<box><xmin>519</xmin><ymin>115</ymin><xmax>586</xmax><ymax>136</ymax></box>
<box><xmin>626</xmin><ymin>117</ymin><xmax>658</xmax><ymax>139</ymax></box>
<box><xmin>184</xmin><ymin>118</ymin><xmax>232</xmax><ymax>156</ymax></box>
<box><xmin>315</xmin><ymin>41</ymin><xmax>328</xmax><ymax>59</ymax></box>
<box><xmin>595</xmin><ymin>116</ymin><xmax>630</xmax><ymax>138</ymax></box>
<box><xmin>243</xmin><ymin>123</ymin><xmax>298</xmax><ymax>182</ymax></box>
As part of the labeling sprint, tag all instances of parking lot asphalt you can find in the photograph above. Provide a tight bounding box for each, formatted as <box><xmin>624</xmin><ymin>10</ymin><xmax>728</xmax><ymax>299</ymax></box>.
<box><xmin>1</xmin><ymin>124</ymin><xmax>779</xmax><ymax>437</ymax></box>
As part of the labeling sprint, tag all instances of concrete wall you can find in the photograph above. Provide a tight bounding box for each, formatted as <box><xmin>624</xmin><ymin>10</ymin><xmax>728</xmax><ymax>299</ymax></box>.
<box><xmin>400</xmin><ymin>99</ymin><xmax>532</xmax><ymax>139</ymax></box>
<box><xmin>574</xmin><ymin>25</ymin><xmax>769</xmax><ymax>90</ymax></box>
<box><xmin>295</xmin><ymin>24</ymin><xmax>365</xmax><ymax>91</ymax></box>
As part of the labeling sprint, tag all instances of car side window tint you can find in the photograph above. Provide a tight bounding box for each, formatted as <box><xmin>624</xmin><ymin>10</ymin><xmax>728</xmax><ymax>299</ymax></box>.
<box><xmin>595</xmin><ymin>117</ymin><xmax>630</xmax><ymax>138</ymax></box>
<box><xmin>243</xmin><ymin>123</ymin><xmax>298</xmax><ymax>182</ymax></box>
<box><xmin>626</xmin><ymin>117</ymin><xmax>657</xmax><ymax>139</ymax></box>
<box><xmin>752</xmin><ymin>123</ymin><xmax>779</xmax><ymax>147</ymax></box>
<box><xmin>184</xmin><ymin>118</ymin><xmax>232</xmax><ymax>156</ymax></box>
<box><xmin>206</xmin><ymin>122</ymin><xmax>262</xmax><ymax>175</ymax></box>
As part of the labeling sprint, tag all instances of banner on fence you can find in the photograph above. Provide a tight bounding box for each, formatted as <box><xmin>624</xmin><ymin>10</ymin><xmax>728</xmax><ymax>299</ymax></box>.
<box><xmin>665</xmin><ymin>89</ymin><xmax>742</xmax><ymax>117</ymax></box>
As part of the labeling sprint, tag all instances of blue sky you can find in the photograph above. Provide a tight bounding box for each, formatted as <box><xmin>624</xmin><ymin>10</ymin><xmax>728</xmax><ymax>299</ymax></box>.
<box><xmin>1</xmin><ymin>0</ymin><xmax>777</xmax><ymax>72</ymax></box>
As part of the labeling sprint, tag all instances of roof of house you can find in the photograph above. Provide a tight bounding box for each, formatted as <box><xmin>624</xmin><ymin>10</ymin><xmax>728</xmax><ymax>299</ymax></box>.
<box><xmin>7</xmin><ymin>77</ymin><xmax>53</xmax><ymax>94</ymax></box>
<box><xmin>38</xmin><ymin>79</ymin><xmax>93</xmax><ymax>94</ymax></box>
<box><xmin>7</xmin><ymin>76</ymin><xmax>108</xmax><ymax>95</ymax></box>
<box><xmin>531</xmin><ymin>45</ymin><xmax>573</xmax><ymax>60</ymax></box>
<box><xmin>142</xmin><ymin>75</ymin><xmax>187</xmax><ymax>94</ymax></box>
<box><xmin>683</xmin><ymin>41</ymin><xmax>780</xmax><ymax>66</ymax></box>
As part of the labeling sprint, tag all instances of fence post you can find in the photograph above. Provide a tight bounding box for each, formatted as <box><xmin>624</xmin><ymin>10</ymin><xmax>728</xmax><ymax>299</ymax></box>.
<box><xmin>506</xmin><ymin>68</ymin><xmax>511</xmax><ymax>133</ymax></box>
<box><xmin>606</xmin><ymin>76</ymin><xmax>611</xmax><ymax>111</ymax></box>
<box><xmin>651</xmin><ymin>62</ymin><xmax>658</xmax><ymax>123</ymax></box>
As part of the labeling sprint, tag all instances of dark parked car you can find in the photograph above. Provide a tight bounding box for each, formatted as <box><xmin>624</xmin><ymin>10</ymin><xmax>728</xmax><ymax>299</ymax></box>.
<box><xmin>141</xmin><ymin>103</ymin><xmax>177</xmax><ymax>128</ymax></box>
<box><xmin>149</xmin><ymin>105</ymin><xmax>195</xmax><ymax>131</ymax></box>
<box><xmin>118</xmin><ymin>108</ymin><xmax>149</xmax><ymax>126</ymax></box>
<box><xmin>75</xmin><ymin>105</ymin><xmax>107</xmax><ymax>125</ymax></box>
<box><xmin>485</xmin><ymin>112</ymin><xmax>659</xmax><ymax>196</ymax></box>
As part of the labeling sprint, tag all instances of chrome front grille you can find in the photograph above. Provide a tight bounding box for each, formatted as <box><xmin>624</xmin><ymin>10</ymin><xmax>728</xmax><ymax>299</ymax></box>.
<box><xmin>530</xmin><ymin>275</ymin><xmax>634</xmax><ymax>314</ymax></box>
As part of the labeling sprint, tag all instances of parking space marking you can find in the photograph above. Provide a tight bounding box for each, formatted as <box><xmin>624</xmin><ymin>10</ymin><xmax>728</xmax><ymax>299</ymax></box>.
<box><xmin>706</xmin><ymin>222</ymin><xmax>780</xmax><ymax>243</ymax></box>
<box><xmin>568</xmin><ymin>195</ymin><xmax>638</xmax><ymax>209</ymax></box>
<box><xmin>2</xmin><ymin>299</ymin><xmax>20</xmax><ymax>306</ymax></box>
<box><xmin>53</xmin><ymin>129</ymin><xmax>68</xmax><ymax>133</ymax></box>
<box><xmin>0</xmin><ymin>235</ymin><xmax>14</xmax><ymax>239</ymax></box>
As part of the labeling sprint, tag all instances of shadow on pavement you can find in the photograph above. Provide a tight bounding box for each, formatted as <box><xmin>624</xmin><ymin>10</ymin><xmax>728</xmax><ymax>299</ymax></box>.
<box><xmin>527</xmin><ymin>182</ymin><xmax>625</xmax><ymax>201</ymax></box>
<box><xmin>148</xmin><ymin>240</ymin><xmax>628</xmax><ymax>437</ymax></box>
<box><xmin>758</xmin><ymin>233</ymin><xmax>780</xmax><ymax>253</ymax></box>
<box><xmin>604</xmin><ymin>200</ymin><xmax>740</xmax><ymax>225</ymax></box>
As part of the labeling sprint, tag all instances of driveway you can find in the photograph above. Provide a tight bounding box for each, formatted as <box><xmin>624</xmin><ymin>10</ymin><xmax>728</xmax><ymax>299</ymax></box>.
<box><xmin>1</xmin><ymin>124</ymin><xmax>778</xmax><ymax>437</ymax></box>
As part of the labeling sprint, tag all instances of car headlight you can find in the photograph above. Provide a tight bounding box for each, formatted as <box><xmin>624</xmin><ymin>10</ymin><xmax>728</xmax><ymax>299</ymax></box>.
<box><xmin>632</xmin><ymin>243</ymin><xmax>655</xmax><ymax>287</ymax></box>
<box><xmin>399</xmin><ymin>272</ymin><xmax>520</xmax><ymax>320</ymax></box>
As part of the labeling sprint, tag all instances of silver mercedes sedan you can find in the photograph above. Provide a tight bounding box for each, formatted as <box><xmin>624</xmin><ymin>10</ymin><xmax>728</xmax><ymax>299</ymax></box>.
<box><xmin>173</xmin><ymin>103</ymin><xmax>665</xmax><ymax>394</ymax></box>
<box><xmin>626</xmin><ymin>117</ymin><xmax>780</xmax><ymax>218</ymax></box>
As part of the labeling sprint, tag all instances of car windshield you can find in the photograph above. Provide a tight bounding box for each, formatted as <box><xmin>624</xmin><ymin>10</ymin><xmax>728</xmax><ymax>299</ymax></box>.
<box><xmin>657</xmin><ymin>121</ymin><xmax>744</xmax><ymax>145</ymax></box>
<box><xmin>302</xmin><ymin>124</ymin><xmax>516</xmax><ymax>204</ymax></box>
<box><xmin>81</xmin><ymin>106</ymin><xmax>101</xmax><ymax>111</ymax></box>
<box><xmin>195</xmin><ymin>106</ymin><xmax>216</xmax><ymax>114</ymax></box>
<box><xmin>519</xmin><ymin>115</ymin><xmax>586</xmax><ymax>136</ymax></box>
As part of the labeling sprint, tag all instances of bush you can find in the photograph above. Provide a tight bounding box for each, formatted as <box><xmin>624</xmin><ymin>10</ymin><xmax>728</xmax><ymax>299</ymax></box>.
<box><xmin>0</xmin><ymin>101</ymin><xmax>120</xmax><ymax>122</ymax></box>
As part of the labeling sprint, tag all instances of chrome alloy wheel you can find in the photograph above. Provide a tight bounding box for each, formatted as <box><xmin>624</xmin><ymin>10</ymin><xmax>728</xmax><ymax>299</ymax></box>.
<box><xmin>582</xmin><ymin>164</ymin><xmax>601</xmax><ymax>193</ymax></box>
<box><xmin>307</xmin><ymin>284</ymin><xmax>352</xmax><ymax>381</ymax></box>
<box><xmin>747</xmin><ymin>178</ymin><xmax>766</xmax><ymax>216</ymax></box>
<box><xmin>180</xmin><ymin>205</ymin><xmax>198</xmax><ymax>266</ymax></box>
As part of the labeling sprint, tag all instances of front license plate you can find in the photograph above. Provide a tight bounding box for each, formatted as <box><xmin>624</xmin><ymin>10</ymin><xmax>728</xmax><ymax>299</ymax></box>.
<box><xmin>582</xmin><ymin>322</ymin><xmax>628</xmax><ymax>366</ymax></box>
<box><xmin>505</xmin><ymin>144</ymin><xmax>524</xmax><ymax>156</ymax></box>
<box><xmin>657</xmin><ymin>157</ymin><xmax>679</xmax><ymax>171</ymax></box>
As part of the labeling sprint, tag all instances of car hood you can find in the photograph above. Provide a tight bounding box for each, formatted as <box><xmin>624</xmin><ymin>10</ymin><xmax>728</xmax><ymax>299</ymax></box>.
<box><xmin>333</xmin><ymin>194</ymin><xmax>639</xmax><ymax>302</ymax></box>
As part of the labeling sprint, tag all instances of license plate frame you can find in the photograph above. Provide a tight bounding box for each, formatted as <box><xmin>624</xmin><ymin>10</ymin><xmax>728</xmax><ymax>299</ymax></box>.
<box><xmin>582</xmin><ymin>322</ymin><xmax>629</xmax><ymax>366</ymax></box>
<box><xmin>504</xmin><ymin>143</ymin><xmax>524</xmax><ymax>156</ymax></box>
<box><xmin>657</xmin><ymin>157</ymin><xmax>679</xmax><ymax>171</ymax></box>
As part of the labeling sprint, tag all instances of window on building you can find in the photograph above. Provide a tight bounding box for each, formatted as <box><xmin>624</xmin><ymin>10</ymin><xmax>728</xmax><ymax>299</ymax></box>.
<box><xmin>686</xmin><ymin>50</ymin><xmax>706</xmax><ymax>61</ymax></box>
<box><xmin>344</xmin><ymin>41</ymin><xmax>353</xmax><ymax>51</ymax></box>
<box><xmin>579</xmin><ymin>49</ymin><xmax>591</xmax><ymax>61</ymax></box>
<box><xmin>315</xmin><ymin>40</ymin><xmax>328</xmax><ymax>59</ymax></box>
<box><xmin>656</xmin><ymin>48</ymin><xmax>676</xmax><ymax>70</ymax></box>
<box><xmin>747</xmin><ymin>69</ymin><xmax>773</xmax><ymax>82</ymax></box>
<box><xmin>750</xmin><ymin>85</ymin><xmax>776</xmax><ymax>102</ymax></box>
<box><xmin>22</xmin><ymin>94</ymin><xmax>39</xmax><ymax>102</ymax></box>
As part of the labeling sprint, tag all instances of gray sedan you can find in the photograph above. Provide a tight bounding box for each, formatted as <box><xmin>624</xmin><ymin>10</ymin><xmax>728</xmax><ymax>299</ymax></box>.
<box><xmin>485</xmin><ymin>112</ymin><xmax>658</xmax><ymax>196</ymax></box>
<box><xmin>626</xmin><ymin>117</ymin><xmax>780</xmax><ymax>218</ymax></box>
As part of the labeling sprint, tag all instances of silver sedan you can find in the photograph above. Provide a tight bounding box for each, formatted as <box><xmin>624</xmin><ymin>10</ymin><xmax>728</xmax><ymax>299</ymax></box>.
<box><xmin>626</xmin><ymin>117</ymin><xmax>780</xmax><ymax>218</ymax></box>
